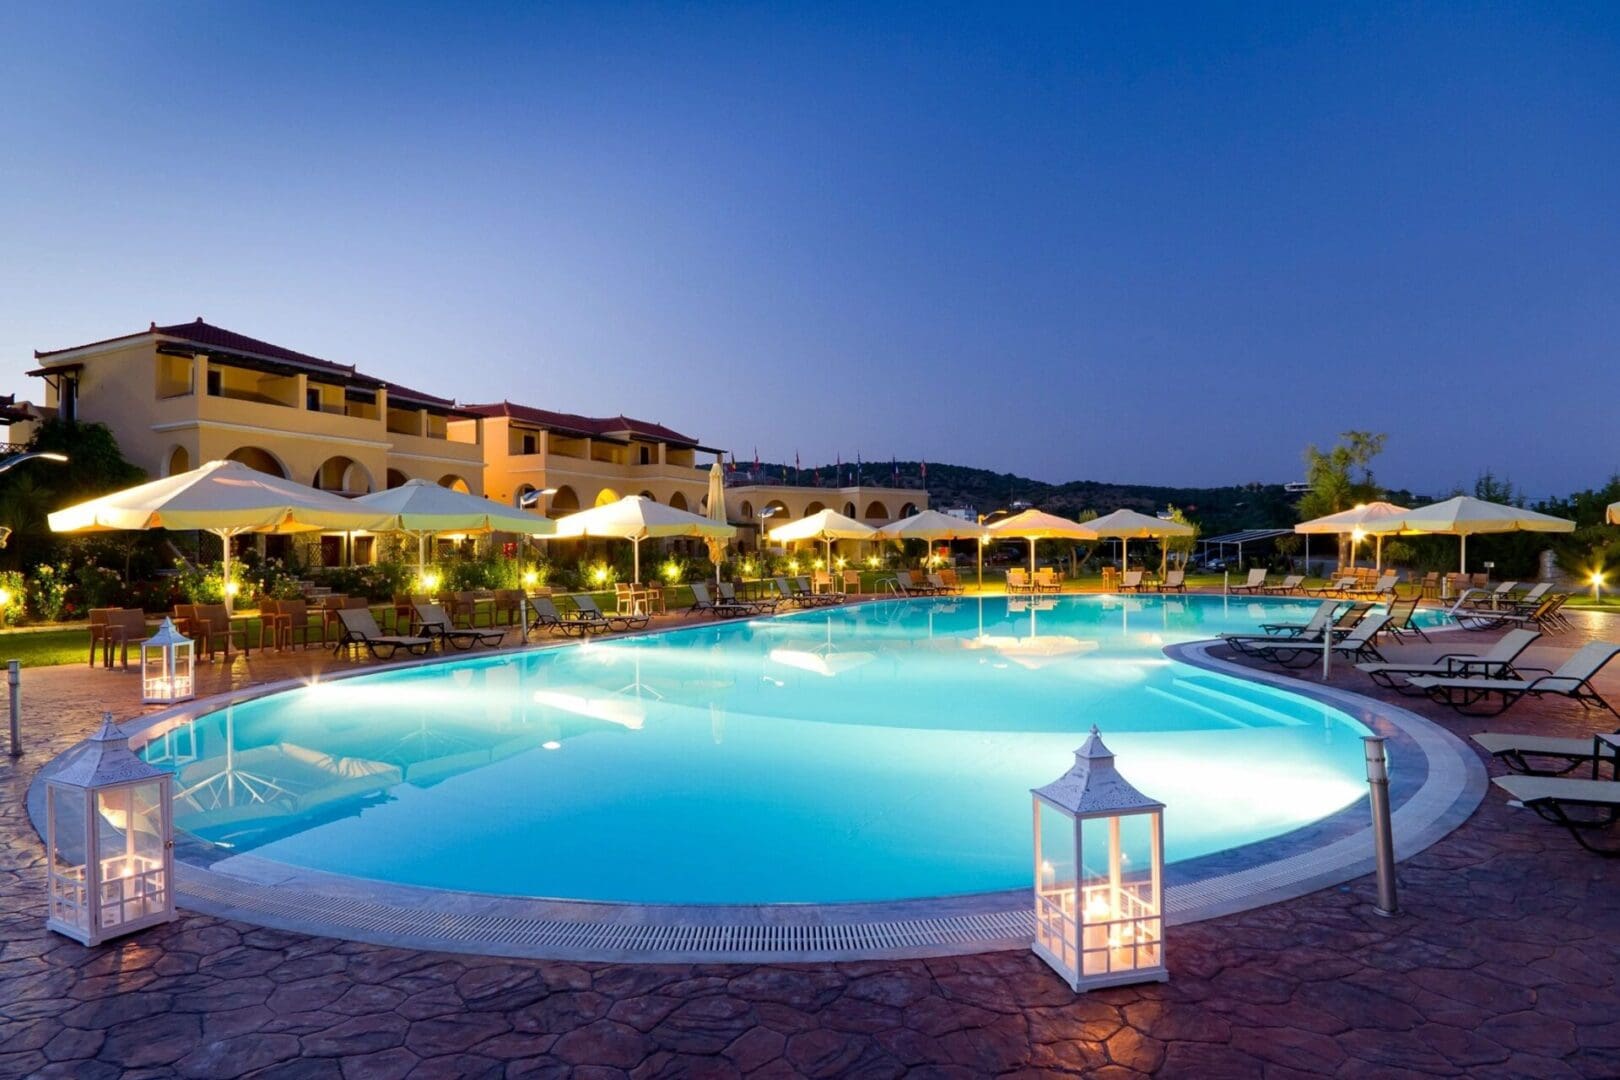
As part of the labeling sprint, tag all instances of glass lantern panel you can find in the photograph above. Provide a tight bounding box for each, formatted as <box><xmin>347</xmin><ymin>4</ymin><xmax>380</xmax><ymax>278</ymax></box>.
<box><xmin>95</xmin><ymin>782</ymin><xmax>168</xmax><ymax>930</ymax></box>
<box><xmin>46</xmin><ymin>786</ymin><xmax>89</xmax><ymax>929</ymax></box>
<box><xmin>1078</xmin><ymin>812</ymin><xmax>1161</xmax><ymax>978</ymax></box>
<box><xmin>1034</xmin><ymin>801</ymin><xmax>1078</xmax><ymax>973</ymax></box>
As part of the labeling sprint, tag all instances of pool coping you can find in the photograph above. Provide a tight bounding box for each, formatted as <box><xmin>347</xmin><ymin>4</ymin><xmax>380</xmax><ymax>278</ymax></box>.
<box><xmin>27</xmin><ymin>596</ymin><xmax>1486</xmax><ymax>963</ymax></box>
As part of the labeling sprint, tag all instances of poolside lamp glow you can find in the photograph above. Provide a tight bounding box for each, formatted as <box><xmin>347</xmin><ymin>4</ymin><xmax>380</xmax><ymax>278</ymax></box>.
<box><xmin>1031</xmin><ymin>726</ymin><xmax>1167</xmax><ymax>992</ymax></box>
<box><xmin>45</xmin><ymin>714</ymin><xmax>176</xmax><ymax>946</ymax></box>
<box><xmin>140</xmin><ymin>618</ymin><xmax>194</xmax><ymax>705</ymax></box>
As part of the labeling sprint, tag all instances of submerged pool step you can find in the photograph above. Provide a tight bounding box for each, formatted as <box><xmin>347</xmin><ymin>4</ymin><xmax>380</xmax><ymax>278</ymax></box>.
<box><xmin>1161</xmin><ymin>675</ymin><xmax>1311</xmax><ymax>727</ymax></box>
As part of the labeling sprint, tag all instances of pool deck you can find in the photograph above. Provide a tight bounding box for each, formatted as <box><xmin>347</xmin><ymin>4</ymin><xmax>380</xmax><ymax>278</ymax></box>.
<box><xmin>2</xmin><ymin>598</ymin><xmax>1618</xmax><ymax>1077</ymax></box>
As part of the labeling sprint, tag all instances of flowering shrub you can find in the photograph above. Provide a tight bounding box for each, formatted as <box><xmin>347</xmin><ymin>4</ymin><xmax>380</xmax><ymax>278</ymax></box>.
<box><xmin>74</xmin><ymin>564</ymin><xmax>125</xmax><ymax>609</ymax></box>
<box><xmin>173</xmin><ymin>560</ymin><xmax>244</xmax><ymax>604</ymax></box>
<box><xmin>27</xmin><ymin>564</ymin><xmax>69</xmax><ymax>622</ymax></box>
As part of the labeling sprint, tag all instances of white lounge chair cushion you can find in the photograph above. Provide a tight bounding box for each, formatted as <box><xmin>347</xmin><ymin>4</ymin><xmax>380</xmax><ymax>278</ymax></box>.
<box><xmin>1493</xmin><ymin>775</ymin><xmax>1620</xmax><ymax>806</ymax></box>
<box><xmin>1471</xmin><ymin>733</ymin><xmax>1600</xmax><ymax>758</ymax></box>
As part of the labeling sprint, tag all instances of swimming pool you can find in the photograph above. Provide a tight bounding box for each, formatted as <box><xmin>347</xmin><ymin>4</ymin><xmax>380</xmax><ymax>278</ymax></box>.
<box><xmin>142</xmin><ymin>594</ymin><xmax>1448</xmax><ymax>905</ymax></box>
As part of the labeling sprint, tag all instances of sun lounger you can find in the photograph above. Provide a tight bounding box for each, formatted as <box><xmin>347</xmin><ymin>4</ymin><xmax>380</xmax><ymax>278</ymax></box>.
<box><xmin>1306</xmin><ymin>576</ymin><xmax>1357</xmax><ymax>598</ymax></box>
<box><xmin>1157</xmin><ymin>569</ymin><xmax>1187</xmax><ymax>593</ymax></box>
<box><xmin>414</xmin><ymin>603</ymin><xmax>505</xmax><ymax>650</ymax></box>
<box><xmin>690</xmin><ymin>582</ymin><xmax>751</xmax><ymax>617</ymax></box>
<box><xmin>1119</xmin><ymin>570</ymin><xmax>1146</xmax><ymax>593</ymax></box>
<box><xmin>1457</xmin><ymin>593</ymin><xmax>1569</xmax><ymax>634</ymax></box>
<box><xmin>1409</xmin><ymin>641</ymin><xmax>1620</xmax><ymax>716</ymax></box>
<box><xmin>797</xmin><ymin>576</ymin><xmax>842</xmax><ymax>604</ymax></box>
<box><xmin>528</xmin><ymin>596</ymin><xmax>609</xmax><ymax>637</ymax></box>
<box><xmin>334</xmin><ymin>607</ymin><xmax>433</xmax><ymax>659</ymax></box>
<box><xmin>1382</xmin><ymin>596</ymin><xmax>1431</xmax><ymax>642</ymax></box>
<box><xmin>575</xmin><ymin>593</ymin><xmax>648</xmax><ymax>630</ymax></box>
<box><xmin>1358</xmin><ymin>628</ymin><xmax>1540</xmax><ymax>692</ymax></box>
<box><xmin>1459</xmin><ymin>582</ymin><xmax>1520</xmax><ymax>609</ymax></box>
<box><xmin>718</xmin><ymin>582</ymin><xmax>775</xmax><ymax>614</ymax></box>
<box><xmin>1230</xmin><ymin>569</ymin><xmax>1268</xmax><ymax>594</ymax></box>
<box><xmin>1261</xmin><ymin>575</ymin><xmax>1304</xmax><ymax>595</ymax></box>
<box><xmin>1005</xmin><ymin>569</ymin><xmax>1033</xmax><ymax>595</ymax></box>
<box><xmin>927</xmin><ymin>573</ymin><xmax>963</xmax><ymax>595</ymax></box>
<box><xmin>1491</xmin><ymin>773</ymin><xmax>1620</xmax><ymax>855</ymax></box>
<box><xmin>1034</xmin><ymin>567</ymin><xmax>1061</xmax><ymax>594</ymax></box>
<box><xmin>1349</xmin><ymin>572</ymin><xmax>1398</xmax><ymax>598</ymax></box>
<box><xmin>1471</xmin><ymin>730</ymin><xmax>1620</xmax><ymax>777</ymax></box>
<box><xmin>1220</xmin><ymin>601</ymin><xmax>1336</xmax><ymax>658</ymax></box>
<box><xmin>1328</xmin><ymin>614</ymin><xmax>1389</xmax><ymax>665</ymax></box>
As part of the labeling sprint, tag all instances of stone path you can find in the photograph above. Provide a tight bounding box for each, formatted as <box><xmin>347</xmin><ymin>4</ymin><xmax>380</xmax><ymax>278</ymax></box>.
<box><xmin>1</xmin><ymin>606</ymin><xmax>1618</xmax><ymax>1077</ymax></box>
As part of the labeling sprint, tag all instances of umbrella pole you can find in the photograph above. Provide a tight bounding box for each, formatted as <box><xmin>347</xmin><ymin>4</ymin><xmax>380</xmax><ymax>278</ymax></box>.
<box><xmin>1460</xmin><ymin>534</ymin><xmax>1466</xmax><ymax>575</ymax></box>
<box><xmin>1028</xmin><ymin>538</ymin><xmax>1036</xmax><ymax>577</ymax></box>
<box><xmin>633</xmin><ymin>537</ymin><xmax>641</xmax><ymax>586</ymax></box>
<box><xmin>418</xmin><ymin>533</ymin><xmax>426</xmax><ymax>582</ymax></box>
<box><xmin>217</xmin><ymin>530</ymin><xmax>234</xmax><ymax>614</ymax></box>
<box><xmin>1376</xmin><ymin>534</ymin><xmax>1383</xmax><ymax>573</ymax></box>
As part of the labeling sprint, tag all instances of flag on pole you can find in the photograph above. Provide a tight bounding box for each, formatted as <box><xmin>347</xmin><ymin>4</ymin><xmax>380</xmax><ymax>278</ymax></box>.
<box><xmin>920</xmin><ymin>459</ymin><xmax>927</xmax><ymax>481</ymax></box>
<box><xmin>794</xmin><ymin>450</ymin><xmax>800</xmax><ymax>484</ymax></box>
<box><xmin>892</xmin><ymin>457</ymin><xmax>899</xmax><ymax>483</ymax></box>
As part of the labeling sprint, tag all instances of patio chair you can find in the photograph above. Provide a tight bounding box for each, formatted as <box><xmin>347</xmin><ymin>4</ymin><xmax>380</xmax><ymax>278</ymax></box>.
<box><xmin>334</xmin><ymin>607</ymin><xmax>433</xmax><ymax>660</ymax></box>
<box><xmin>575</xmin><ymin>593</ymin><xmax>648</xmax><ymax>630</ymax></box>
<box><xmin>190</xmin><ymin>603</ymin><xmax>254</xmax><ymax>660</ymax></box>
<box><xmin>1408</xmin><ymin>641</ymin><xmax>1620</xmax><ymax>717</ymax></box>
<box><xmin>842</xmin><ymin>569</ymin><xmax>862</xmax><ymax>594</ymax></box>
<box><xmin>268</xmin><ymin>598</ymin><xmax>323</xmax><ymax>651</ymax></box>
<box><xmin>1034</xmin><ymin>567</ymin><xmax>1061</xmax><ymax>594</ymax></box>
<box><xmin>1490</xmin><ymin>774</ymin><xmax>1620</xmax><ymax>856</ymax></box>
<box><xmin>1158</xmin><ymin>569</ymin><xmax>1187</xmax><ymax>593</ymax></box>
<box><xmin>414</xmin><ymin>603</ymin><xmax>505</xmax><ymax>650</ymax></box>
<box><xmin>491</xmin><ymin>589</ymin><xmax>525</xmax><ymax>626</ymax></box>
<box><xmin>1471</xmin><ymin>729</ymin><xmax>1619</xmax><ymax>777</ymax></box>
<box><xmin>1230</xmin><ymin>568</ymin><xmax>1268</xmax><ymax>594</ymax></box>
<box><xmin>449</xmin><ymin>590</ymin><xmax>484</xmax><ymax>628</ymax></box>
<box><xmin>1119</xmin><ymin>570</ymin><xmax>1146</xmax><ymax>592</ymax></box>
<box><xmin>1357</xmin><ymin>628</ymin><xmax>1540</xmax><ymax>692</ymax></box>
<box><xmin>1005</xmin><ymin>568</ymin><xmax>1032</xmax><ymax>594</ymax></box>
<box><xmin>1261</xmin><ymin>574</ymin><xmax>1304</xmax><ymax>595</ymax></box>
<box><xmin>100</xmin><ymin>609</ymin><xmax>151</xmax><ymax>670</ymax></box>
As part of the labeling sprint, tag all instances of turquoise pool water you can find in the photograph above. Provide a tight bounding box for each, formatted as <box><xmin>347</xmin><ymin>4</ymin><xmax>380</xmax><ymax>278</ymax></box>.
<box><xmin>142</xmin><ymin>595</ymin><xmax>1442</xmax><ymax>904</ymax></box>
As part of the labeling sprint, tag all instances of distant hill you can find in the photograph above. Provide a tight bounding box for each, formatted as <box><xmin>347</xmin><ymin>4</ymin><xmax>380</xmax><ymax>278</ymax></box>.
<box><xmin>743</xmin><ymin>460</ymin><xmax>1308</xmax><ymax>537</ymax></box>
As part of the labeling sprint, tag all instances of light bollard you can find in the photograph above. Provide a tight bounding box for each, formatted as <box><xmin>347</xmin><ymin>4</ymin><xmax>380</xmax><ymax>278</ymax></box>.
<box><xmin>1222</xmin><ymin>570</ymin><xmax>1229</xmax><ymax>597</ymax></box>
<box><xmin>1322</xmin><ymin>625</ymin><xmax>1332</xmax><ymax>682</ymax></box>
<box><xmin>1363</xmin><ymin>735</ymin><xmax>1399</xmax><ymax>916</ymax></box>
<box><xmin>7</xmin><ymin>659</ymin><xmax>19</xmax><ymax>758</ymax></box>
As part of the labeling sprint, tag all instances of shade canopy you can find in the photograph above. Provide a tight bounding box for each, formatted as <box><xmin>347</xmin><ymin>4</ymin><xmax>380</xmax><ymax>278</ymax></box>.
<box><xmin>352</xmin><ymin>479</ymin><xmax>553</xmax><ymax>577</ymax></box>
<box><xmin>1359</xmin><ymin>495</ymin><xmax>1575</xmax><ymax>574</ymax></box>
<box><xmin>551</xmin><ymin>494</ymin><xmax>737</xmax><ymax>583</ymax></box>
<box><xmin>48</xmin><ymin>459</ymin><xmax>391</xmax><ymax>611</ymax></box>
<box><xmin>1085</xmin><ymin>508</ymin><xmax>1194</xmax><ymax>574</ymax></box>
<box><xmin>767</xmin><ymin>508</ymin><xmax>876</xmax><ymax>576</ymax></box>
<box><xmin>873</xmin><ymin>509</ymin><xmax>987</xmax><ymax>542</ymax></box>
<box><xmin>1294</xmin><ymin>501</ymin><xmax>1410</xmax><ymax>535</ymax></box>
<box><xmin>352</xmin><ymin>480</ymin><xmax>553</xmax><ymax>536</ymax></box>
<box><xmin>48</xmin><ymin>459</ymin><xmax>389</xmax><ymax>535</ymax></box>
<box><xmin>766</xmin><ymin>508</ymin><xmax>876</xmax><ymax>544</ymax></box>
<box><xmin>1295</xmin><ymin>500</ymin><xmax>1412</xmax><ymax>571</ymax></box>
<box><xmin>986</xmin><ymin>508</ymin><xmax>1098</xmax><ymax>577</ymax></box>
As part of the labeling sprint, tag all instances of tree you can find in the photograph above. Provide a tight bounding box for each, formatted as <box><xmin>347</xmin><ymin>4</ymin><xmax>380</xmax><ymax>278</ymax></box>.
<box><xmin>1297</xmin><ymin>431</ymin><xmax>1387</xmax><ymax>565</ymax></box>
<box><xmin>1162</xmin><ymin>506</ymin><xmax>1199</xmax><ymax>571</ymax></box>
<box><xmin>0</xmin><ymin>420</ymin><xmax>147</xmax><ymax>571</ymax></box>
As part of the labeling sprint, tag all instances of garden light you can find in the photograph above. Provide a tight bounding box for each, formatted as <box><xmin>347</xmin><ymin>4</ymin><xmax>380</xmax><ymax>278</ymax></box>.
<box><xmin>522</xmin><ymin>569</ymin><xmax>540</xmax><ymax>588</ymax></box>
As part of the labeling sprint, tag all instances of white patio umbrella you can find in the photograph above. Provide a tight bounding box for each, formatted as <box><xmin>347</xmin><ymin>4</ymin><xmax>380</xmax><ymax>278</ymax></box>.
<box><xmin>876</xmin><ymin>508</ymin><xmax>991</xmax><ymax>589</ymax></box>
<box><xmin>351</xmin><ymin>479</ymin><xmax>554</xmax><ymax>578</ymax></box>
<box><xmin>1084</xmin><ymin>508</ymin><xmax>1195</xmax><ymax>575</ymax></box>
<box><xmin>1360</xmin><ymin>496</ymin><xmax>1574</xmax><ymax>574</ymax></box>
<box><xmin>48</xmin><ymin>459</ymin><xmax>391</xmax><ymax>611</ymax></box>
<box><xmin>985</xmin><ymin>508</ymin><xmax>1098</xmax><ymax>578</ymax></box>
<box><xmin>1608</xmin><ymin>501</ymin><xmax>1619</xmax><ymax>526</ymax></box>
<box><xmin>551</xmin><ymin>495</ymin><xmax>736</xmax><ymax>584</ymax></box>
<box><xmin>1295</xmin><ymin>501</ymin><xmax>1409</xmax><ymax>571</ymax></box>
<box><xmin>767</xmin><ymin>508</ymin><xmax>876</xmax><ymax>576</ymax></box>
<box><xmin>704</xmin><ymin>460</ymin><xmax>729</xmax><ymax>584</ymax></box>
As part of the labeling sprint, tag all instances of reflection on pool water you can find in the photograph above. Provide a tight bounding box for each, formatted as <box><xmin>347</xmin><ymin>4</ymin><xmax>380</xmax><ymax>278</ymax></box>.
<box><xmin>141</xmin><ymin>595</ymin><xmax>1444</xmax><ymax>904</ymax></box>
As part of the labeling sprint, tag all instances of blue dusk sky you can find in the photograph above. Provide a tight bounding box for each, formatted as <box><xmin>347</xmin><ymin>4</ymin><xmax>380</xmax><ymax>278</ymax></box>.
<box><xmin>2</xmin><ymin>3</ymin><xmax>1617</xmax><ymax>497</ymax></box>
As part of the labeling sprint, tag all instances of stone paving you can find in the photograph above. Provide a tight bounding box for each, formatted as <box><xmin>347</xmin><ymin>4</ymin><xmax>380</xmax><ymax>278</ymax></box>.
<box><xmin>1</xmin><ymin>605</ymin><xmax>1618</xmax><ymax>1077</ymax></box>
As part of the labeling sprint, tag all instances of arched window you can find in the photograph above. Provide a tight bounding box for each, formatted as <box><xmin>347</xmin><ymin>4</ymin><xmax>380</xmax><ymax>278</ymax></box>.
<box><xmin>225</xmin><ymin>446</ymin><xmax>287</xmax><ymax>478</ymax></box>
<box><xmin>550</xmin><ymin>486</ymin><xmax>581</xmax><ymax>514</ymax></box>
<box><xmin>386</xmin><ymin>468</ymin><xmax>408</xmax><ymax>489</ymax></box>
<box><xmin>595</xmin><ymin>487</ymin><xmax>623</xmax><ymax>507</ymax></box>
<box><xmin>864</xmin><ymin>500</ymin><xmax>889</xmax><ymax>520</ymax></box>
<box><xmin>669</xmin><ymin>492</ymin><xmax>689</xmax><ymax>511</ymax></box>
<box><xmin>439</xmin><ymin>474</ymin><xmax>471</xmax><ymax>494</ymax></box>
<box><xmin>166</xmin><ymin>446</ymin><xmax>191</xmax><ymax>477</ymax></box>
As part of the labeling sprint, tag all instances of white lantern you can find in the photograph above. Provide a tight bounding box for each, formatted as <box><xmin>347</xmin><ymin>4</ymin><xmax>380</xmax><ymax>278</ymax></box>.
<box><xmin>1032</xmin><ymin>725</ymin><xmax>1167</xmax><ymax>991</ymax></box>
<box><xmin>141</xmin><ymin>618</ymin><xmax>194</xmax><ymax>705</ymax></box>
<box><xmin>45</xmin><ymin>714</ymin><xmax>177</xmax><ymax>945</ymax></box>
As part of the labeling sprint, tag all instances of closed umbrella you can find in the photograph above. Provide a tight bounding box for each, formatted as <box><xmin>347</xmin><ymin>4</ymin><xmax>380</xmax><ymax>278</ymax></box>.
<box><xmin>551</xmin><ymin>495</ymin><xmax>736</xmax><ymax>584</ymax></box>
<box><xmin>353</xmin><ymin>479</ymin><xmax>554</xmax><ymax>578</ymax></box>
<box><xmin>767</xmin><ymin>508</ymin><xmax>876</xmax><ymax>578</ymax></box>
<box><xmin>1295</xmin><ymin>501</ymin><xmax>1409</xmax><ymax>572</ymax></box>
<box><xmin>1084</xmin><ymin>508</ymin><xmax>1195</xmax><ymax>576</ymax></box>
<box><xmin>48</xmin><ymin>459</ymin><xmax>391</xmax><ymax>611</ymax></box>
<box><xmin>1360</xmin><ymin>496</ymin><xmax>1574</xmax><ymax>574</ymax></box>
<box><xmin>1609</xmin><ymin>501</ymin><xmax>1619</xmax><ymax>526</ymax></box>
<box><xmin>985</xmin><ymin>509</ymin><xmax>1099</xmax><ymax>578</ymax></box>
<box><xmin>705</xmin><ymin>460</ymin><xmax>729</xmax><ymax>584</ymax></box>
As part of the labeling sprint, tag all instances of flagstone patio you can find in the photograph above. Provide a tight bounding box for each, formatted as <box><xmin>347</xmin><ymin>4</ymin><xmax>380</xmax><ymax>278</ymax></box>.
<box><xmin>1</xmin><ymin>607</ymin><xmax>1617</xmax><ymax>1078</ymax></box>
